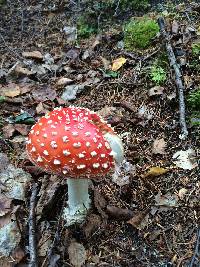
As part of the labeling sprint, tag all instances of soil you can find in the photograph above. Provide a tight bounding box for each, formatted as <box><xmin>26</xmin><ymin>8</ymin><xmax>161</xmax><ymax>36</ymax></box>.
<box><xmin>0</xmin><ymin>1</ymin><xmax>199</xmax><ymax>267</ymax></box>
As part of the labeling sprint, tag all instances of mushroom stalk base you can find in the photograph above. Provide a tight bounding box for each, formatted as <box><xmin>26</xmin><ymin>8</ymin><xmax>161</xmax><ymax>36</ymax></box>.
<box><xmin>63</xmin><ymin>178</ymin><xmax>91</xmax><ymax>226</ymax></box>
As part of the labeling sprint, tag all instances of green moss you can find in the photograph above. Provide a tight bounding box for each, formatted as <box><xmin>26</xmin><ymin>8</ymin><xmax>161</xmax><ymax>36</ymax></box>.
<box><xmin>77</xmin><ymin>15</ymin><xmax>97</xmax><ymax>39</ymax></box>
<box><xmin>187</xmin><ymin>89</ymin><xmax>200</xmax><ymax>111</ymax></box>
<box><xmin>124</xmin><ymin>18</ymin><xmax>159</xmax><ymax>50</ymax></box>
<box><xmin>120</xmin><ymin>0</ymin><xmax>149</xmax><ymax>10</ymax></box>
<box><xmin>191</xmin><ymin>42</ymin><xmax>200</xmax><ymax>56</ymax></box>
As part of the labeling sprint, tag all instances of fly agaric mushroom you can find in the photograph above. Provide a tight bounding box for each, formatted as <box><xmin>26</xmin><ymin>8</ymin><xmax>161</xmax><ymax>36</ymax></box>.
<box><xmin>26</xmin><ymin>106</ymin><xmax>124</xmax><ymax>225</ymax></box>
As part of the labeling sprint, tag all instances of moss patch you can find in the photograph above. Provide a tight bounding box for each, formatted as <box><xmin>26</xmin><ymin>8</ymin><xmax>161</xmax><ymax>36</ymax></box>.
<box><xmin>124</xmin><ymin>17</ymin><xmax>159</xmax><ymax>50</ymax></box>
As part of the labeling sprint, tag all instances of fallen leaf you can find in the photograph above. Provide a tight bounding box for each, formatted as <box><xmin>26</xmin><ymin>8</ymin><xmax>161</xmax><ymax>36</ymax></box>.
<box><xmin>83</xmin><ymin>214</ymin><xmax>101</xmax><ymax>238</ymax></box>
<box><xmin>14</xmin><ymin>124</ymin><xmax>29</xmax><ymax>136</ymax></box>
<box><xmin>155</xmin><ymin>192</ymin><xmax>178</xmax><ymax>207</ymax></box>
<box><xmin>172</xmin><ymin>20</ymin><xmax>179</xmax><ymax>34</ymax></box>
<box><xmin>178</xmin><ymin>188</ymin><xmax>188</xmax><ymax>200</ymax></box>
<box><xmin>112</xmin><ymin>161</ymin><xmax>135</xmax><ymax>186</ymax></box>
<box><xmin>127</xmin><ymin>211</ymin><xmax>149</xmax><ymax>230</ymax></box>
<box><xmin>137</xmin><ymin>105</ymin><xmax>154</xmax><ymax>121</ymax></box>
<box><xmin>22</xmin><ymin>51</ymin><xmax>43</xmax><ymax>59</ymax></box>
<box><xmin>32</xmin><ymin>86</ymin><xmax>57</xmax><ymax>102</ymax></box>
<box><xmin>68</xmin><ymin>240</ymin><xmax>86</xmax><ymax>267</ymax></box>
<box><xmin>106</xmin><ymin>205</ymin><xmax>134</xmax><ymax>220</ymax></box>
<box><xmin>2</xmin><ymin>124</ymin><xmax>16</xmax><ymax>139</ymax></box>
<box><xmin>148</xmin><ymin>86</ymin><xmax>164</xmax><ymax>96</ymax></box>
<box><xmin>143</xmin><ymin>167</ymin><xmax>168</xmax><ymax>178</ymax></box>
<box><xmin>0</xmin><ymin>195</ymin><xmax>12</xmax><ymax>216</ymax></box>
<box><xmin>152</xmin><ymin>138</ymin><xmax>166</xmax><ymax>154</ymax></box>
<box><xmin>63</xmin><ymin>26</ymin><xmax>77</xmax><ymax>42</ymax></box>
<box><xmin>14</xmin><ymin>65</ymin><xmax>34</xmax><ymax>76</ymax></box>
<box><xmin>172</xmin><ymin>149</ymin><xmax>197</xmax><ymax>170</ymax></box>
<box><xmin>56</xmin><ymin>77</ymin><xmax>73</xmax><ymax>87</ymax></box>
<box><xmin>111</xmin><ymin>57</ymin><xmax>126</xmax><ymax>71</ymax></box>
<box><xmin>100</xmin><ymin>56</ymin><xmax>110</xmax><ymax>70</ymax></box>
<box><xmin>0</xmin><ymin>83</ymin><xmax>21</xmax><ymax>97</ymax></box>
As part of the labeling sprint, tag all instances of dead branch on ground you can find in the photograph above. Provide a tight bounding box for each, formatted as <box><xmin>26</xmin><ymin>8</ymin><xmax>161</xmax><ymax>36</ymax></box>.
<box><xmin>189</xmin><ymin>228</ymin><xmax>200</xmax><ymax>267</ymax></box>
<box><xmin>28</xmin><ymin>183</ymin><xmax>39</xmax><ymax>267</ymax></box>
<box><xmin>157</xmin><ymin>17</ymin><xmax>188</xmax><ymax>140</ymax></box>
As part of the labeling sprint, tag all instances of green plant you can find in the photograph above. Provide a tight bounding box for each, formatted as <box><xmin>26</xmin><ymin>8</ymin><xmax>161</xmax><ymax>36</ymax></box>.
<box><xmin>120</xmin><ymin>0</ymin><xmax>149</xmax><ymax>9</ymax></box>
<box><xmin>124</xmin><ymin>18</ymin><xmax>159</xmax><ymax>50</ymax></box>
<box><xmin>77</xmin><ymin>15</ymin><xmax>97</xmax><ymax>39</ymax></box>
<box><xmin>191</xmin><ymin>43</ymin><xmax>200</xmax><ymax>56</ymax></box>
<box><xmin>187</xmin><ymin>89</ymin><xmax>200</xmax><ymax>111</ymax></box>
<box><xmin>150</xmin><ymin>65</ymin><xmax>167</xmax><ymax>84</ymax></box>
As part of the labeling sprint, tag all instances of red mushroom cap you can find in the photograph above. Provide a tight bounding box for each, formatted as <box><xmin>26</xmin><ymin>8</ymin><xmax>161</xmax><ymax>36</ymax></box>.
<box><xmin>26</xmin><ymin>106</ymin><xmax>116</xmax><ymax>178</ymax></box>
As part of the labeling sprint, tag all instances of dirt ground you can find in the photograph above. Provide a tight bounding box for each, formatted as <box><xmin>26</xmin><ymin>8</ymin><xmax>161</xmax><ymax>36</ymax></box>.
<box><xmin>0</xmin><ymin>1</ymin><xmax>200</xmax><ymax>266</ymax></box>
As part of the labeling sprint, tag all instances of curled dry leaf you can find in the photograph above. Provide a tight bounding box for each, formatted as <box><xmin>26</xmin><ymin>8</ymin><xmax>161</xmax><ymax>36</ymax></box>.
<box><xmin>14</xmin><ymin>65</ymin><xmax>34</xmax><ymax>76</ymax></box>
<box><xmin>111</xmin><ymin>57</ymin><xmax>126</xmax><ymax>71</ymax></box>
<box><xmin>106</xmin><ymin>205</ymin><xmax>134</xmax><ymax>220</ymax></box>
<box><xmin>152</xmin><ymin>138</ymin><xmax>166</xmax><ymax>155</ymax></box>
<box><xmin>172</xmin><ymin>149</ymin><xmax>198</xmax><ymax>170</ymax></box>
<box><xmin>155</xmin><ymin>192</ymin><xmax>178</xmax><ymax>207</ymax></box>
<box><xmin>127</xmin><ymin>211</ymin><xmax>149</xmax><ymax>230</ymax></box>
<box><xmin>143</xmin><ymin>166</ymin><xmax>168</xmax><ymax>178</ymax></box>
<box><xmin>0</xmin><ymin>83</ymin><xmax>21</xmax><ymax>98</ymax></box>
<box><xmin>148</xmin><ymin>86</ymin><xmax>164</xmax><ymax>97</ymax></box>
<box><xmin>56</xmin><ymin>77</ymin><xmax>73</xmax><ymax>87</ymax></box>
<box><xmin>22</xmin><ymin>51</ymin><xmax>43</xmax><ymax>60</ymax></box>
<box><xmin>68</xmin><ymin>240</ymin><xmax>87</xmax><ymax>267</ymax></box>
<box><xmin>2</xmin><ymin>124</ymin><xmax>15</xmax><ymax>139</ymax></box>
<box><xmin>0</xmin><ymin>195</ymin><xmax>12</xmax><ymax>217</ymax></box>
<box><xmin>178</xmin><ymin>188</ymin><xmax>188</xmax><ymax>200</ymax></box>
<box><xmin>83</xmin><ymin>214</ymin><xmax>102</xmax><ymax>238</ymax></box>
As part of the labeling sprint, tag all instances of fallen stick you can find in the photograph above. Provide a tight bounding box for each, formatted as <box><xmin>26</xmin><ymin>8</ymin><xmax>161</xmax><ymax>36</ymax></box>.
<box><xmin>28</xmin><ymin>183</ymin><xmax>39</xmax><ymax>267</ymax></box>
<box><xmin>157</xmin><ymin>17</ymin><xmax>188</xmax><ymax>140</ymax></box>
<box><xmin>189</xmin><ymin>228</ymin><xmax>200</xmax><ymax>267</ymax></box>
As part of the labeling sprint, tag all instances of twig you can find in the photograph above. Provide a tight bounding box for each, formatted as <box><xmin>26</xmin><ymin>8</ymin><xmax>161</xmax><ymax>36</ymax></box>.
<box><xmin>114</xmin><ymin>0</ymin><xmax>121</xmax><ymax>17</ymax></box>
<box><xmin>28</xmin><ymin>183</ymin><xmax>39</xmax><ymax>267</ymax></box>
<box><xmin>157</xmin><ymin>17</ymin><xmax>188</xmax><ymax>140</ymax></box>
<box><xmin>41</xmin><ymin>194</ymin><xmax>66</xmax><ymax>267</ymax></box>
<box><xmin>189</xmin><ymin>228</ymin><xmax>200</xmax><ymax>267</ymax></box>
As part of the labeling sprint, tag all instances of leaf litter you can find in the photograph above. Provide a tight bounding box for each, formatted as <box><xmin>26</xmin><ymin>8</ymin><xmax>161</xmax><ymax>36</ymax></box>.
<box><xmin>0</xmin><ymin>1</ymin><xmax>199</xmax><ymax>267</ymax></box>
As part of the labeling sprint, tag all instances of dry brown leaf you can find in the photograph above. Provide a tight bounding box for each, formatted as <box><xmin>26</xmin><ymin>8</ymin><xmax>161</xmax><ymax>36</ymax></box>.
<box><xmin>0</xmin><ymin>83</ymin><xmax>21</xmax><ymax>97</ymax></box>
<box><xmin>106</xmin><ymin>205</ymin><xmax>134</xmax><ymax>220</ymax></box>
<box><xmin>100</xmin><ymin>56</ymin><xmax>110</xmax><ymax>70</ymax></box>
<box><xmin>22</xmin><ymin>51</ymin><xmax>43</xmax><ymax>59</ymax></box>
<box><xmin>15</xmin><ymin>65</ymin><xmax>34</xmax><ymax>76</ymax></box>
<box><xmin>127</xmin><ymin>211</ymin><xmax>149</xmax><ymax>230</ymax></box>
<box><xmin>148</xmin><ymin>86</ymin><xmax>164</xmax><ymax>96</ymax></box>
<box><xmin>178</xmin><ymin>188</ymin><xmax>188</xmax><ymax>200</ymax></box>
<box><xmin>32</xmin><ymin>86</ymin><xmax>57</xmax><ymax>102</ymax></box>
<box><xmin>0</xmin><ymin>195</ymin><xmax>12</xmax><ymax>216</ymax></box>
<box><xmin>172</xmin><ymin>20</ymin><xmax>179</xmax><ymax>34</ymax></box>
<box><xmin>56</xmin><ymin>77</ymin><xmax>73</xmax><ymax>87</ymax></box>
<box><xmin>155</xmin><ymin>193</ymin><xmax>178</xmax><ymax>207</ymax></box>
<box><xmin>111</xmin><ymin>57</ymin><xmax>126</xmax><ymax>71</ymax></box>
<box><xmin>14</xmin><ymin>125</ymin><xmax>29</xmax><ymax>136</ymax></box>
<box><xmin>83</xmin><ymin>214</ymin><xmax>101</xmax><ymax>238</ymax></box>
<box><xmin>2</xmin><ymin>124</ymin><xmax>16</xmax><ymax>139</ymax></box>
<box><xmin>143</xmin><ymin>167</ymin><xmax>168</xmax><ymax>178</ymax></box>
<box><xmin>152</xmin><ymin>138</ymin><xmax>166</xmax><ymax>154</ymax></box>
<box><xmin>68</xmin><ymin>240</ymin><xmax>87</xmax><ymax>267</ymax></box>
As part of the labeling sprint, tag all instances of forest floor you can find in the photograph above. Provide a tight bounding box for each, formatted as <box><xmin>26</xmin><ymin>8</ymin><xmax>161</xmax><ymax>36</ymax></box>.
<box><xmin>0</xmin><ymin>1</ymin><xmax>200</xmax><ymax>266</ymax></box>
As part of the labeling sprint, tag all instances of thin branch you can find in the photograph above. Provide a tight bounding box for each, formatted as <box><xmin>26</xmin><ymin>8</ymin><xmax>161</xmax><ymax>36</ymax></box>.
<box><xmin>189</xmin><ymin>228</ymin><xmax>200</xmax><ymax>267</ymax></box>
<box><xmin>41</xmin><ymin>194</ymin><xmax>66</xmax><ymax>267</ymax></box>
<box><xmin>28</xmin><ymin>183</ymin><xmax>39</xmax><ymax>267</ymax></box>
<box><xmin>157</xmin><ymin>17</ymin><xmax>188</xmax><ymax>140</ymax></box>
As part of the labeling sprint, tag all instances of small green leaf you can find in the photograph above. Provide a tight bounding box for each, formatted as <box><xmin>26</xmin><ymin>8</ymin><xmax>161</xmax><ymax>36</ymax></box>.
<box><xmin>0</xmin><ymin>96</ymin><xmax>6</xmax><ymax>103</ymax></box>
<box><xmin>8</xmin><ymin>112</ymin><xmax>35</xmax><ymax>125</ymax></box>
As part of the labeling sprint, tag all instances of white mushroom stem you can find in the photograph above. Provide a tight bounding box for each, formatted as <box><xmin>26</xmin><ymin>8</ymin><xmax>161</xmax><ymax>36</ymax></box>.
<box><xmin>63</xmin><ymin>178</ymin><xmax>91</xmax><ymax>225</ymax></box>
